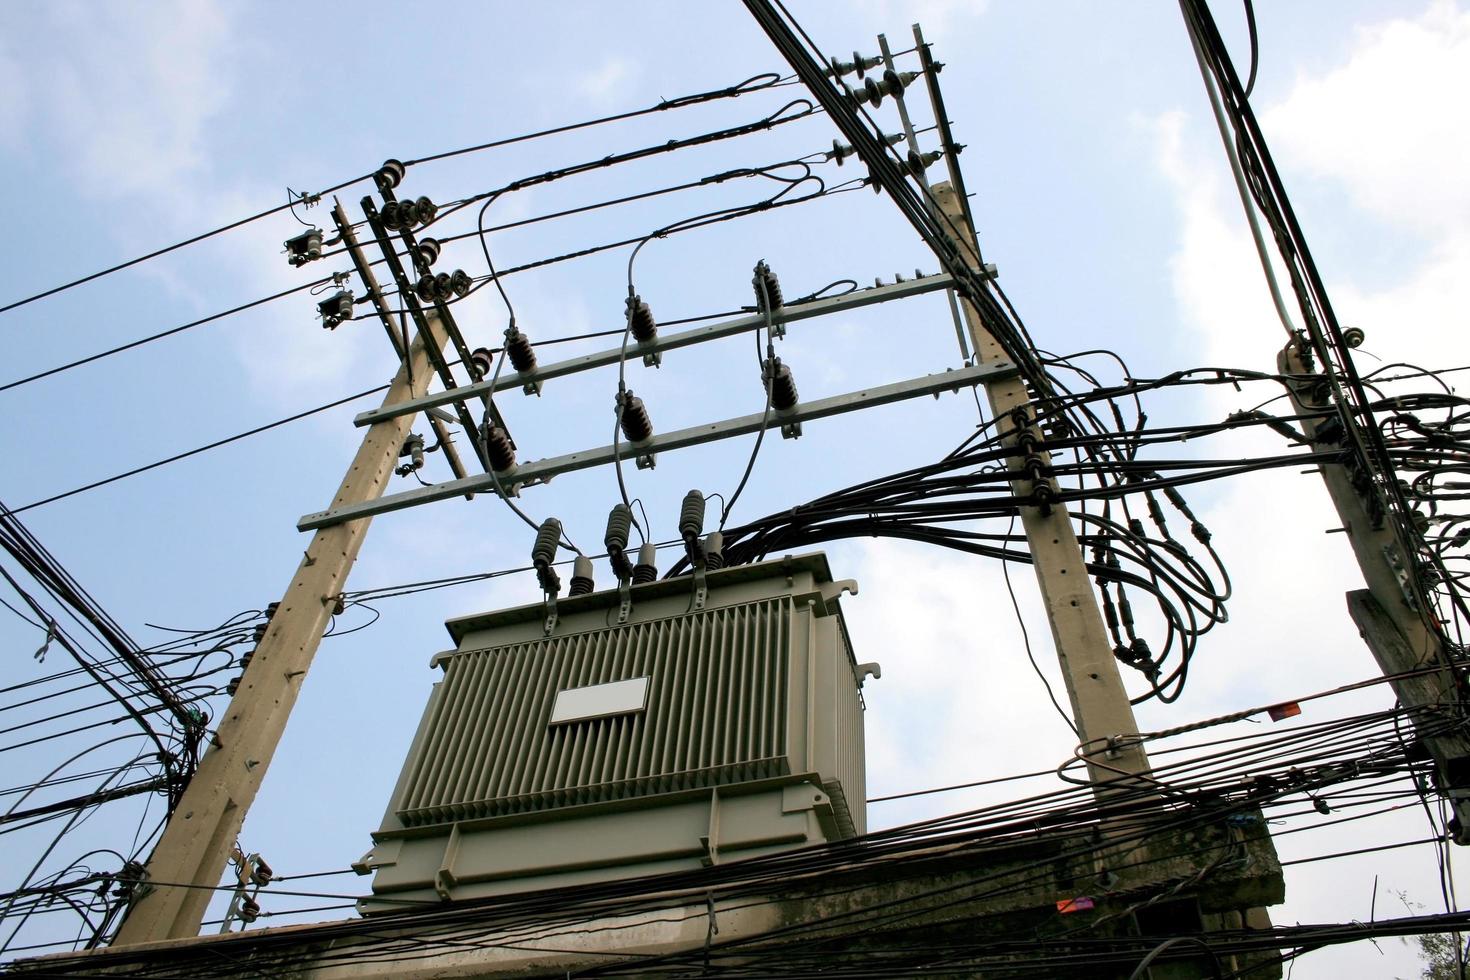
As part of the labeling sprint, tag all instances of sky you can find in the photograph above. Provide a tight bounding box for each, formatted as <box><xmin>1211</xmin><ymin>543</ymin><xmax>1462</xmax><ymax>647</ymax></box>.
<box><xmin>1</xmin><ymin>1</ymin><xmax>1468</xmax><ymax>975</ymax></box>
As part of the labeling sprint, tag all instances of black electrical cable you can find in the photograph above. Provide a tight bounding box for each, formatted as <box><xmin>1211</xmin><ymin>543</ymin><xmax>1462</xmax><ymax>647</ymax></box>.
<box><xmin>0</xmin><ymin>70</ymin><xmax>797</xmax><ymax>319</ymax></box>
<box><xmin>10</xmin><ymin>385</ymin><xmax>391</xmax><ymax>515</ymax></box>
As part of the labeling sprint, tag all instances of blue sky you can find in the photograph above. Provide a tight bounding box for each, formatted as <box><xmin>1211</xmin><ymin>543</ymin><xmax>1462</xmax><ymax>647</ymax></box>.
<box><xmin>2</xmin><ymin>2</ymin><xmax>1468</xmax><ymax>974</ymax></box>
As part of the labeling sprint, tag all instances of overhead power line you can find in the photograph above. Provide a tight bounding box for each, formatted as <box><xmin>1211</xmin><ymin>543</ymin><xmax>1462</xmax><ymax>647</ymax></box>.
<box><xmin>0</xmin><ymin>72</ymin><xmax>792</xmax><ymax>319</ymax></box>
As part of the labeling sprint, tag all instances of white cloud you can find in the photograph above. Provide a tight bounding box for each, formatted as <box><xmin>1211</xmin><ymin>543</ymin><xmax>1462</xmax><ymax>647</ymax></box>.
<box><xmin>0</xmin><ymin>40</ymin><xmax>30</xmax><ymax>152</ymax></box>
<box><xmin>853</xmin><ymin>0</ymin><xmax>989</xmax><ymax>39</ymax></box>
<box><xmin>1263</xmin><ymin>0</ymin><xmax>1470</xmax><ymax>237</ymax></box>
<box><xmin>574</xmin><ymin>56</ymin><xmax>641</xmax><ymax>106</ymax></box>
<box><xmin>42</xmin><ymin>0</ymin><xmax>231</xmax><ymax>197</ymax></box>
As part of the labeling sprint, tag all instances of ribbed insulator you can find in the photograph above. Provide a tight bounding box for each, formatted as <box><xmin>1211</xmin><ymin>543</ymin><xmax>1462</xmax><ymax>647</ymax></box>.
<box><xmin>414</xmin><ymin>275</ymin><xmax>436</xmax><ymax>302</ymax></box>
<box><xmin>752</xmin><ymin>261</ymin><xmax>783</xmax><ymax>312</ymax></box>
<box><xmin>703</xmin><ymin>532</ymin><xmax>725</xmax><ymax>569</ymax></box>
<box><xmin>680</xmin><ymin>490</ymin><xmax>706</xmax><ymax>543</ymax></box>
<box><xmin>505</xmin><ymin>328</ymin><xmax>536</xmax><ymax>373</ymax></box>
<box><xmin>450</xmin><ymin>270</ymin><xmax>472</xmax><ymax>298</ymax></box>
<box><xmin>764</xmin><ymin>358</ymin><xmax>798</xmax><ymax>410</ymax></box>
<box><xmin>468</xmin><ymin>347</ymin><xmax>495</xmax><ymax>380</ymax></box>
<box><xmin>626</xmin><ymin>295</ymin><xmax>657</xmax><ymax>343</ymax></box>
<box><xmin>374</xmin><ymin>158</ymin><xmax>406</xmax><ymax>192</ymax></box>
<box><xmin>532</xmin><ymin>519</ymin><xmax>561</xmax><ymax>570</ymax></box>
<box><xmin>415</xmin><ymin>237</ymin><xmax>441</xmax><ymax>270</ymax></box>
<box><xmin>569</xmin><ymin>556</ymin><xmax>595</xmax><ymax>596</ymax></box>
<box><xmin>604</xmin><ymin>504</ymin><xmax>632</xmax><ymax>555</ymax></box>
<box><xmin>414</xmin><ymin>195</ymin><xmax>437</xmax><ymax>224</ymax></box>
<box><xmin>619</xmin><ymin>393</ymin><xmax>653</xmax><ymax>443</ymax></box>
<box><xmin>434</xmin><ymin>272</ymin><xmax>452</xmax><ymax>300</ymax></box>
<box><xmin>632</xmin><ymin>542</ymin><xmax>658</xmax><ymax>583</ymax></box>
<box><xmin>482</xmin><ymin>424</ymin><xmax>515</xmax><ymax>472</ymax></box>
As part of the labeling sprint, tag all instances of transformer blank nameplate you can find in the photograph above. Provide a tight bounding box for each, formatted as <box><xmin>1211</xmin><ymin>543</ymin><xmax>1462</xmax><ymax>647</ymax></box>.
<box><xmin>549</xmin><ymin>676</ymin><xmax>650</xmax><ymax>725</ymax></box>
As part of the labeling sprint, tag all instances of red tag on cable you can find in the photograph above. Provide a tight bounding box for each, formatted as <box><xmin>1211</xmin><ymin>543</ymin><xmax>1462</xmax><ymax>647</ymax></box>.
<box><xmin>1267</xmin><ymin>702</ymin><xmax>1301</xmax><ymax>722</ymax></box>
<box><xmin>1056</xmin><ymin>896</ymin><xmax>1095</xmax><ymax>914</ymax></box>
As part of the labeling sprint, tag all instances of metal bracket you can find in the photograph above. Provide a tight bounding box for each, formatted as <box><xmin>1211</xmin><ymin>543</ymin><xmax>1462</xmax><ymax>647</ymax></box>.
<box><xmin>616</xmin><ymin>579</ymin><xmax>633</xmax><ymax>624</ymax></box>
<box><xmin>542</xmin><ymin>590</ymin><xmax>559</xmax><ymax>635</ymax></box>
<box><xmin>693</xmin><ymin>563</ymin><xmax>709</xmax><ymax>611</ymax></box>
<box><xmin>1383</xmin><ymin>543</ymin><xmax>1420</xmax><ymax>610</ymax></box>
<box><xmin>635</xmin><ymin>451</ymin><xmax>657</xmax><ymax>470</ymax></box>
<box><xmin>301</xmin><ymin>361</ymin><xmax>1014</xmax><ymax>531</ymax></box>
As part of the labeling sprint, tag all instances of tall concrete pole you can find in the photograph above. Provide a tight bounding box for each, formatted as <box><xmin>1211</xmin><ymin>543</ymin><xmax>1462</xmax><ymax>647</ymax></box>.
<box><xmin>113</xmin><ymin>314</ymin><xmax>449</xmax><ymax>945</ymax></box>
<box><xmin>1279</xmin><ymin>339</ymin><xmax>1470</xmax><ymax>838</ymax></box>
<box><xmin>933</xmin><ymin>182</ymin><xmax>1150</xmax><ymax>788</ymax></box>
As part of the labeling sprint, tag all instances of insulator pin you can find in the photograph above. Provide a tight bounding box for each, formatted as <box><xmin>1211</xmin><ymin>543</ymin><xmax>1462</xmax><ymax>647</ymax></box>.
<box><xmin>569</xmin><ymin>555</ymin><xmax>595</xmax><ymax>596</ymax></box>
<box><xmin>632</xmin><ymin>542</ymin><xmax>658</xmax><ymax>584</ymax></box>
<box><xmin>482</xmin><ymin>423</ymin><xmax>515</xmax><ymax>472</ymax></box>
<box><xmin>505</xmin><ymin>327</ymin><xmax>537</xmax><ymax>373</ymax></box>
<box><xmin>618</xmin><ymin>391</ymin><xmax>654</xmax><ymax>443</ymax></box>
<box><xmin>764</xmin><ymin>357</ymin><xmax>798</xmax><ymax>411</ymax></box>
<box><xmin>627</xmin><ymin>294</ymin><xmax>657</xmax><ymax>343</ymax></box>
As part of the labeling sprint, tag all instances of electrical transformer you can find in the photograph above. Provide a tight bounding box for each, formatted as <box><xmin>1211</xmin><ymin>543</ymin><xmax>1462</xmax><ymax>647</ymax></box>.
<box><xmin>355</xmin><ymin>552</ymin><xmax>871</xmax><ymax>912</ymax></box>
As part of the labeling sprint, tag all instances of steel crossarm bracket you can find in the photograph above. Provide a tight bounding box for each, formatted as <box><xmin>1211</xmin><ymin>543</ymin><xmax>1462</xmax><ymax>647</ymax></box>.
<box><xmin>352</xmin><ymin>271</ymin><xmax>983</xmax><ymax>428</ymax></box>
<box><xmin>300</xmin><ymin>360</ymin><xmax>1014</xmax><ymax>531</ymax></box>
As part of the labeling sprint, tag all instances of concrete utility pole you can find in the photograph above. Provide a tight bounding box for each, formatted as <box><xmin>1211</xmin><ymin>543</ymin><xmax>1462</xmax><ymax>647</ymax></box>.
<box><xmin>933</xmin><ymin>182</ymin><xmax>1150</xmax><ymax>788</ymax></box>
<box><xmin>113</xmin><ymin>314</ymin><xmax>450</xmax><ymax>945</ymax></box>
<box><xmin>1280</xmin><ymin>339</ymin><xmax>1470</xmax><ymax>838</ymax></box>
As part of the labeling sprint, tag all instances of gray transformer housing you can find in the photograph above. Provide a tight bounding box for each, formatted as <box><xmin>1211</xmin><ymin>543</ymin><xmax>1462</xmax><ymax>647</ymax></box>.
<box><xmin>357</xmin><ymin>552</ymin><xmax>866</xmax><ymax>912</ymax></box>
